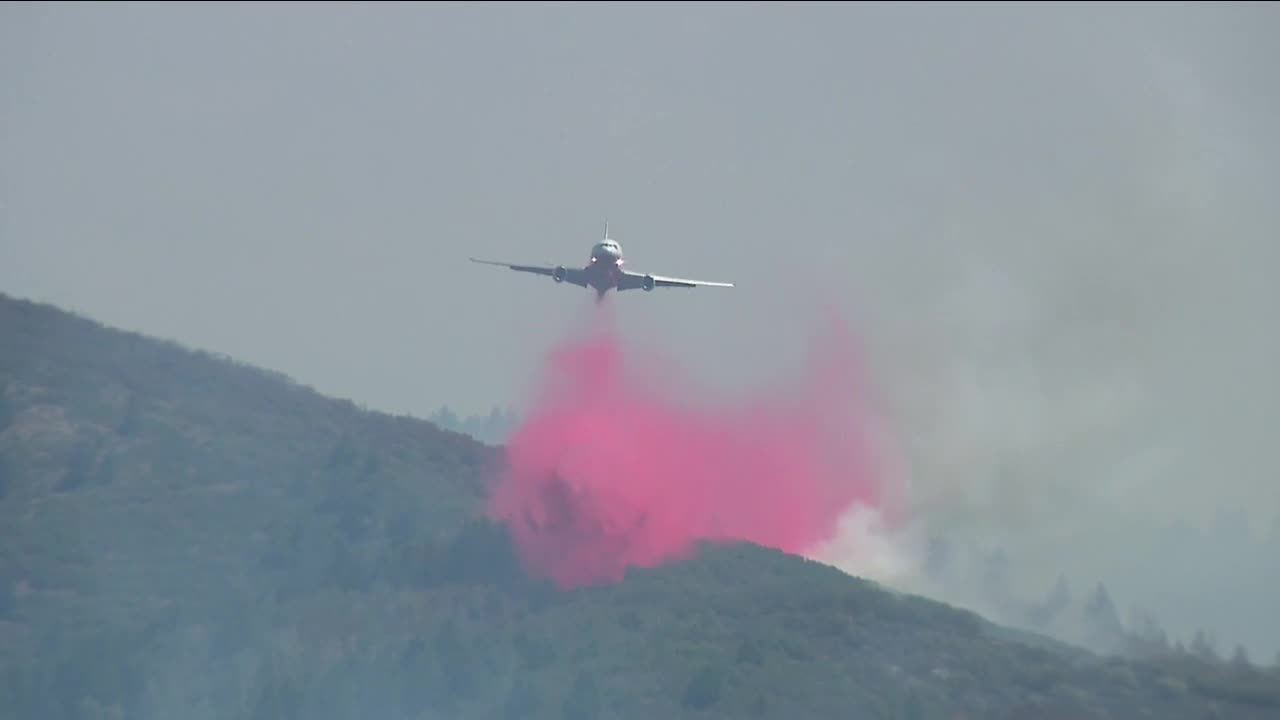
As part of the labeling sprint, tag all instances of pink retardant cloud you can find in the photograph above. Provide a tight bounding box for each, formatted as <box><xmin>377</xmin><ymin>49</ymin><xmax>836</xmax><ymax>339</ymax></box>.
<box><xmin>485</xmin><ymin>304</ymin><xmax>895</xmax><ymax>588</ymax></box>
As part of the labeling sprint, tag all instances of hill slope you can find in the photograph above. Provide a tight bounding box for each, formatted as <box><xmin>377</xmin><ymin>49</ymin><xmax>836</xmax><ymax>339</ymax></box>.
<box><xmin>1</xmin><ymin>292</ymin><xmax>1277</xmax><ymax>720</ymax></box>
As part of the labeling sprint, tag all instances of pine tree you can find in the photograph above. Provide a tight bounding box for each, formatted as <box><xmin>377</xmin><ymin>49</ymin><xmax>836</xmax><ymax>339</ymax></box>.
<box><xmin>1084</xmin><ymin>583</ymin><xmax>1123</xmax><ymax>636</ymax></box>
<box><xmin>1127</xmin><ymin>607</ymin><xmax>1169</xmax><ymax>657</ymax></box>
<box><xmin>1191</xmin><ymin>629</ymin><xmax>1218</xmax><ymax>662</ymax></box>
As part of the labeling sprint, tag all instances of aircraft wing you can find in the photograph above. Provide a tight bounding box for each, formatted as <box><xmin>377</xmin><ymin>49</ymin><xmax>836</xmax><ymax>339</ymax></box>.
<box><xmin>617</xmin><ymin>269</ymin><xmax>735</xmax><ymax>291</ymax></box>
<box><xmin>469</xmin><ymin>258</ymin><xmax>589</xmax><ymax>288</ymax></box>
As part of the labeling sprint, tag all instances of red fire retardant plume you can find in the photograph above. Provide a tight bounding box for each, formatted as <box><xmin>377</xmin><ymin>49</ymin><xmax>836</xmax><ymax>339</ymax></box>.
<box><xmin>486</xmin><ymin>307</ymin><xmax>891</xmax><ymax>588</ymax></box>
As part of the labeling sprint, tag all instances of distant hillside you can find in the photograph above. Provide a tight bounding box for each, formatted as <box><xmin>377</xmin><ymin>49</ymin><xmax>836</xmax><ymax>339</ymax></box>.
<box><xmin>1</xmin><ymin>291</ymin><xmax>1277</xmax><ymax>720</ymax></box>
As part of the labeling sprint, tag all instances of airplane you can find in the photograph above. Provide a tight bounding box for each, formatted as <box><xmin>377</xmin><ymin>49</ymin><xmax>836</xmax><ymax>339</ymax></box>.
<box><xmin>469</xmin><ymin>222</ymin><xmax>735</xmax><ymax>301</ymax></box>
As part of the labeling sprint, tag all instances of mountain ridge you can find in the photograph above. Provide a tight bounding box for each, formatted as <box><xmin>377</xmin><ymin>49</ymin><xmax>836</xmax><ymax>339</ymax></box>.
<box><xmin>2</xmin><ymin>290</ymin><xmax>1277</xmax><ymax>719</ymax></box>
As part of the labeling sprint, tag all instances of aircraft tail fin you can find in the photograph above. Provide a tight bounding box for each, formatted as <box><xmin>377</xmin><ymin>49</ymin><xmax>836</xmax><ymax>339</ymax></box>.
<box><xmin>603</xmin><ymin>219</ymin><xmax>609</xmax><ymax>239</ymax></box>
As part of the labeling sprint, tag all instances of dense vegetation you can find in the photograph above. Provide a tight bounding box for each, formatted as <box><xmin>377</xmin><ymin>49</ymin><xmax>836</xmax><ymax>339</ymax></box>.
<box><xmin>2</xmin><ymin>291</ymin><xmax>1277</xmax><ymax>719</ymax></box>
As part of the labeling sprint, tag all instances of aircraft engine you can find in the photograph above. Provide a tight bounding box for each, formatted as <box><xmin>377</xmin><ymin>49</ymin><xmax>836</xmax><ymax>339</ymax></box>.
<box><xmin>642</xmin><ymin>274</ymin><xmax>656</xmax><ymax>291</ymax></box>
<box><xmin>553</xmin><ymin>266</ymin><xmax>567</xmax><ymax>283</ymax></box>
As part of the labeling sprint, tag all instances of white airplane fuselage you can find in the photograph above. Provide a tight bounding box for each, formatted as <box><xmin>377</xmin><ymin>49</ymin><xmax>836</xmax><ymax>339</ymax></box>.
<box><xmin>583</xmin><ymin>239</ymin><xmax>625</xmax><ymax>296</ymax></box>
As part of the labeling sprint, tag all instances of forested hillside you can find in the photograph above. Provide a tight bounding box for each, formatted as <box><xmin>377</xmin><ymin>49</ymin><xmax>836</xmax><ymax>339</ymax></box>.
<box><xmin>1</xmin><ymin>292</ymin><xmax>1277</xmax><ymax>720</ymax></box>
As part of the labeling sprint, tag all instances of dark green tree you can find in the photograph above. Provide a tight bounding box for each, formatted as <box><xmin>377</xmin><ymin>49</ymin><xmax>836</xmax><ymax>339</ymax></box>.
<box><xmin>502</xmin><ymin>676</ymin><xmax>542</xmax><ymax>720</ymax></box>
<box><xmin>1232</xmin><ymin>644</ymin><xmax>1252</xmax><ymax>669</ymax></box>
<box><xmin>562</xmin><ymin>672</ymin><xmax>598</xmax><ymax>720</ymax></box>
<box><xmin>0</xmin><ymin>389</ymin><xmax>14</xmax><ymax>431</ymax></box>
<box><xmin>0</xmin><ymin>454</ymin><xmax>11</xmax><ymax>499</ymax></box>
<box><xmin>58</xmin><ymin>438</ymin><xmax>99</xmax><ymax>492</ymax></box>
<box><xmin>250</xmin><ymin>672</ymin><xmax>304</xmax><ymax>720</ymax></box>
<box><xmin>1191</xmin><ymin>629</ymin><xmax>1219</xmax><ymax>662</ymax></box>
<box><xmin>682</xmin><ymin>663</ymin><xmax>725</xmax><ymax>711</ymax></box>
<box><xmin>0</xmin><ymin>576</ymin><xmax>13</xmax><ymax>618</ymax></box>
<box><xmin>117</xmin><ymin>394</ymin><xmax>143</xmax><ymax>436</ymax></box>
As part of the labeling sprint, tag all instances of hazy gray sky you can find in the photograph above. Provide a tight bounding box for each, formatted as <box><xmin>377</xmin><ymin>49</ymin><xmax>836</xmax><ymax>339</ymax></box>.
<box><xmin>4</xmin><ymin>2</ymin><xmax>1279</xmax><ymax>657</ymax></box>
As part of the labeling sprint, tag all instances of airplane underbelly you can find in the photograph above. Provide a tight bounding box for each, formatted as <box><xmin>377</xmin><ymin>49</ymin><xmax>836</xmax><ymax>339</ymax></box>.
<box><xmin>589</xmin><ymin>264</ymin><xmax>619</xmax><ymax>289</ymax></box>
